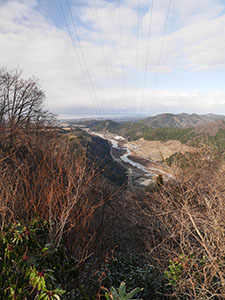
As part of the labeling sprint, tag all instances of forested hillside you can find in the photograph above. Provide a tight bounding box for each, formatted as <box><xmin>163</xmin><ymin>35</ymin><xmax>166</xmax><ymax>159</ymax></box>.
<box><xmin>141</xmin><ymin>112</ymin><xmax>225</xmax><ymax>128</ymax></box>
<box><xmin>67</xmin><ymin>128</ymin><xmax>127</xmax><ymax>185</ymax></box>
<box><xmin>87</xmin><ymin>114</ymin><xmax>225</xmax><ymax>148</ymax></box>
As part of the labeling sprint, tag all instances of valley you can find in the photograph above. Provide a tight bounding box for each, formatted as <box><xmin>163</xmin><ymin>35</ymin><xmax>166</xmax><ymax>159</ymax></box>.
<box><xmin>86</xmin><ymin>129</ymin><xmax>178</xmax><ymax>187</ymax></box>
<box><xmin>61</xmin><ymin>112</ymin><xmax>225</xmax><ymax>188</ymax></box>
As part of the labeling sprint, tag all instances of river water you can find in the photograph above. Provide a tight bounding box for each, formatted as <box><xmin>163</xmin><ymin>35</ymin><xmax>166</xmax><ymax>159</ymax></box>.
<box><xmin>120</xmin><ymin>148</ymin><xmax>152</xmax><ymax>175</ymax></box>
<box><xmin>88</xmin><ymin>130</ymin><xmax>171</xmax><ymax>181</ymax></box>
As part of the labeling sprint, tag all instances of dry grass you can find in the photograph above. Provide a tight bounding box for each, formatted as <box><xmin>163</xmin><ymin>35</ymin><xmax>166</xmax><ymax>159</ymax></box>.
<box><xmin>131</xmin><ymin>147</ymin><xmax>225</xmax><ymax>299</ymax></box>
<box><xmin>0</xmin><ymin>131</ymin><xmax>107</xmax><ymax>264</ymax></box>
<box><xmin>126</xmin><ymin>138</ymin><xmax>192</xmax><ymax>161</ymax></box>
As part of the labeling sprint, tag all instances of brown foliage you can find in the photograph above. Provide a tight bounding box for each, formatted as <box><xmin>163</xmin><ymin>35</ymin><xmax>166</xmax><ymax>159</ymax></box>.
<box><xmin>133</xmin><ymin>148</ymin><xmax>225</xmax><ymax>299</ymax></box>
<box><xmin>0</xmin><ymin>130</ymin><xmax>108</xmax><ymax>266</ymax></box>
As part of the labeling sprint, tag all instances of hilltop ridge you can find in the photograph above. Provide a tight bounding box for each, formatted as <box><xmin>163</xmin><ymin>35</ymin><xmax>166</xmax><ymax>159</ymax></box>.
<box><xmin>141</xmin><ymin>113</ymin><xmax>225</xmax><ymax>128</ymax></box>
<box><xmin>71</xmin><ymin>113</ymin><xmax>225</xmax><ymax>148</ymax></box>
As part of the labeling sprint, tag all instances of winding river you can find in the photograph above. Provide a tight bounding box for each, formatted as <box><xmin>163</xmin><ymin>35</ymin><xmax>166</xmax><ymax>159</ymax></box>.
<box><xmin>89</xmin><ymin>131</ymin><xmax>171</xmax><ymax>181</ymax></box>
<box><xmin>120</xmin><ymin>147</ymin><xmax>152</xmax><ymax>175</ymax></box>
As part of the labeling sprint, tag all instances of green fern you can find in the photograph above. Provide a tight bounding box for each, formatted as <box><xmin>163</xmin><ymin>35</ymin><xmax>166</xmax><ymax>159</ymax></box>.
<box><xmin>105</xmin><ymin>281</ymin><xmax>143</xmax><ymax>300</ymax></box>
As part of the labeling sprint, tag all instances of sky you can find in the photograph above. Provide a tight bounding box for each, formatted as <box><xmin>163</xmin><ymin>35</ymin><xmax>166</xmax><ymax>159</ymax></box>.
<box><xmin>1</xmin><ymin>0</ymin><xmax>225</xmax><ymax>118</ymax></box>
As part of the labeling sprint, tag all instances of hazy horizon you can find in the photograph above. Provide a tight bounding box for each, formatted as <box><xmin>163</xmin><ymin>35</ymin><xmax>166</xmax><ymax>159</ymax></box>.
<box><xmin>57</xmin><ymin>111</ymin><xmax>225</xmax><ymax>120</ymax></box>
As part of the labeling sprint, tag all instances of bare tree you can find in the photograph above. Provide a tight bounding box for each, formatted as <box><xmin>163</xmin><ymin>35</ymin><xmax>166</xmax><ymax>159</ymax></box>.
<box><xmin>0</xmin><ymin>68</ymin><xmax>51</xmax><ymax>149</ymax></box>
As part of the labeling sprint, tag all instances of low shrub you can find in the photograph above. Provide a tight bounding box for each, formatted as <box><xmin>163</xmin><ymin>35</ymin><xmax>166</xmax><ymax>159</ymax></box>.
<box><xmin>0</xmin><ymin>217</ymin><xmax>78</xmax><ymax>299</ymax></box>
<box><xmin>104</xmin><ymin>281</ymin><xmax>143</xmax><ymax>300</ymax></box>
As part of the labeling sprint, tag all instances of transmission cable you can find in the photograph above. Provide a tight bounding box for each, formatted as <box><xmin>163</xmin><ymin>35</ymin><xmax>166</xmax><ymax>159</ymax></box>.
<box><xmin>134</xmin><ymin>0</ymin><xmax>140</xmax><ymax>117</ymax></box>
<box><xmin>58</xmin><ymin>0</ymin><xmax>100</xmax><ymax>116</ymax></box>
<box><xmin>93</xmin><ymin>0</ymin><xmax>114</xmax><ymax>112</ymax></box>
<box><xmin>64</xmin><ymin>0</ymin><xmax>101</xmax><ymax>116</ymax></box>
<box><xmin>140</xmin><ymin>0</ymin><xmax>154</xmax><ymax>114</ymax></box>
<box><xmin>118</xmin><ymin>0</ymin><xmax>126</xmax><ymax>110</ymax></box>
<box><xmin>151</xmin><ymin>0</ymin><xmax>172</xmax><ymax>110</ymax></box>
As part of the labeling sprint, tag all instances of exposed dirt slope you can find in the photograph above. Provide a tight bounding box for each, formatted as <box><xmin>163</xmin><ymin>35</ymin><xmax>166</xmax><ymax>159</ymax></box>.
<box><xmin>127</xmin><ymin>138</ymin><xmax>193</xmax><ymax>161</ymax></box>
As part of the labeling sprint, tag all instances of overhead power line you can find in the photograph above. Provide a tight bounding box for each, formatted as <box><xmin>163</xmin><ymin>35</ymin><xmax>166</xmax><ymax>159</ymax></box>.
<box><xmin>59</xmin><ymin>0</ymin><xmax>101</xmax><ymax>116</ymax></box>
<box><xmin>57</xmin><ymin>0</ymin><xmax>171</xmax><ymax>118</ymax></box>
<box><xmin>93</xmin><ymin>0</ymin><xmax>114</xmax><ymax>112</ymax></box>
<box><xmin>58</xmin><ymin>0</ymin><xmax>100</xmax><ymax>116</ymax></box>
<box><xmin>65</xmin><ymin>0</ymin><xmax>101</xmax><ymax>116</ymax></box>
<box><xmin>141</xmin><ymin>0</ymin><xmax>154</xmax><ymax>114</ymax></box>
<box><xmin>118</xmin><ymin>0</ymin><xmax>126</xmax><ymax>109</ymax></box>
<box><xmin>134</xmin><ymin>0</ymin><xmax>140</xmax><ymax>116</ymax></box>
<box><xmin>150</xmin><ymin>0</ymin><xmax>172</xmax><ymax>110</ymax></box>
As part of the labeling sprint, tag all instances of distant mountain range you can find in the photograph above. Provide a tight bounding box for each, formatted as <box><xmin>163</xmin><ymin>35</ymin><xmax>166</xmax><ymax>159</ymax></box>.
<box><xmin>85</xmin><ymin>113</ymin><xmax>225</xmax><ymax>130</ymax></box>
<box><xmin>140</xmin><ymin>113</ymin><xmax>225</xmax><ymax>128</ymax></box>
<box><xmin>78</xmin><ymin>113</ymin><xmax>225</xmax><ymax>148</ymax></box>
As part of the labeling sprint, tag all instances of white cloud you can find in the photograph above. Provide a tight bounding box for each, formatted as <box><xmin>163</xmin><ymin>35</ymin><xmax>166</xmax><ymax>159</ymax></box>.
<box><xmin>0</xmin><ymin>0</ymin><xmax>225</xmax><ymax>117</ymax></box>
<box><xmin>166</xmin><ymin>13</ymin><xmax>225</xmax><ymax>70</ymax></box>
<box><xmin>141</xmin><ymin>90</ymin><xmax>225</xmax><ymax>115</ymax></box>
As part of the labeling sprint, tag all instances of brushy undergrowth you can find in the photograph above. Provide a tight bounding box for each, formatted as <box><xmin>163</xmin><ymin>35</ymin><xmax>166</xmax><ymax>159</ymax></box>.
<box><xmin>0</xmin><ymin>217</ymin><xmax>78</xmax><ymax>299</ymax></box>
<box><xmin>73</xmin><ymin>254</ymin><xmax>171</xmax><ymax>300</ymax></box>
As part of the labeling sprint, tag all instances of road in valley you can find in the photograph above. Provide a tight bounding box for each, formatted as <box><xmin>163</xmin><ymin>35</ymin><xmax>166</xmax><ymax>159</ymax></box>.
<box><xmin>88</xmin><ymin>130</ymin><xmax>172</xmax><ymax>186</ymax></box>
